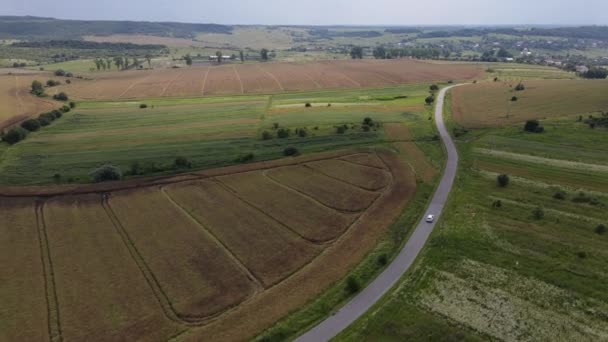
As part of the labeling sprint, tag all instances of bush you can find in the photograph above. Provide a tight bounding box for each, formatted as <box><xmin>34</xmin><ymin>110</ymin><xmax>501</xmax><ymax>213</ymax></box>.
<box><xmin>54</xmin><ymin>69</ymin><xmax>66</xmax><ymax>76</ymax></box>
<box><xmin>31</xmin><ymin>80</ymin><xmax>45</xmax><ymax>96</ymax></box>
<box><xmin>511</xmin><ymin>96</ymin><xmax>518</xmax><ymax>101</ymax></box>
<box><xmin>430</xmin><ymin>84</ymin><xmax>439</xmax><ymax>91</ymax></box>
<box><xmin>595</xmin><ymin>224</ymin><xmax>606</xmax><ymax>235</ymax></box>
<box><xmin>377</xmin><ymin>254</ymin><xmax>388</xmax><ymax>266</ymax></box>
<box><xmin>235</xmin><ymin>153</ymin><xmax>255</xmax><ymax>163</ymax></box>
<box><xmin>262</xmin><ymin>131</ymin><xmax>273</xmax><ymax>140</ymax></box>
<box><xmin>90</xmin><ymin>164</ymin><xmax>122</xmax><ymax>182</ymax></box>
<box><xmin>515</xmin><ymin>82</ymin><xmax>525</xmax><ymax>91</ymax></box>
<box><xmin>361</xmin><ymin>124</ymin><xmax>371</xmax><ymax>132</ymax></box>
<box><xmin>553</xmin><ymin>190</ymin><xmax>567</xmax><ymax>200</ymax></box>
<box><xmin>532</xmin><ymin>206</ymin><xmax>545</xmax><ymax>220</ymax></box>
<box><xmin>524</xmin><ymin>120</ymin><xmax>544</xmax><ymax>133</ymax></box>
<box><xmin>61</xmin><ymin>105</ymin><xmax>70</xmax><ymax>113</ymax></box>
<box><xmin>46</xmin><ymin>79</ymin><xmax>60</xmax><ymax>87</ymax></box>
<box><xmin>425</xmin><ymin>95</ymin><xmax>435</xmax><ymax>105</ymax></box>
<box><xmin>272</xmin><ymin>122</ymin><xmax>279</xmax><ymax>130</ymax></box>
<box><xmin>363</xmin><ymin>117</ymin><xmax>374</xmax><ymax>126</ymax></box>
<box><xmin>66</xmin><ymin>72</ymin><xmax>73</xmax><ymax>77</ymax></box>
<box><xmin>577</xmin><ymin>251</ymin><xmax>587</xmax><ymax>259</ymax></box>
<box><xmin>37</xmin><ymin>116</ymin><xmax>51</xmax><ymax>127</ymax></box>
<box><xmin>277</xmin><ymin>128</ymin><xmax>290</xmax><ymax>139</ymax></box>
<box><xmin>346</xmin><ymin>276</ymin><xmax>360</xmax><ymax>294</ymax></box>
<box><xmin>21</xmin><ymin>119</ymin><xmax>41</xmax><ymax>132</ymax></box>
<box><xmin>447</xmin><ymin>80</ymin><xmax>453</xmax><ymax>84</ymax></box>
<box><xmin>336</xmin><ymin>125</ymin><xmax>346</xmax><ymax>134</ymax></box>
<box><xmin>128</xmin><ymin>161</ymin><xmax>144</xmax><ymax>176</ymax></box>
<box><xmin>2</xmin><ymin>127</ymin><xmax>28</xmax><ymax>144</ymax></box>
<box><xmin>174</xmin><ymin>156</ymin><xmax>192</xmax><ymax>168</ymax></box>
<box><xmin>139</xmin><ymin>103</ymin><xmax>148</xmax><ymax>109</ymax></box>
<box><xmin>297</xmin><ymin>128</ymin><xmax>308</xmax><ymax>137</ymax></box>
<box><xmin>497</xmin><ymin>174</ymin><xmax>510</xmax><ymax>187</ymax></box>
<box><xmin>65</xmin><ymin>79</ymin><xmax>71</xmax><ymax>84</ymax></box>
<box><xmin>69</xmin><ymin>101</ymin><xmax>76</xmax><ymax>108</ymax></box>
<box><xmin>492</xmin><ymin>200</ymin><xmax>502</xmax><ymax>208</ymax></box>
<box><xmin>283</xmin><ymin>147</ymin><xmax>299</xmax><ymax>156</ymax></box>
<box><xmin>305</xmin><ymin>102</ymin><xmax>312</xmax><ymax>107</ymax></box>
<box><xmin>53</xmin><ymin>92</ymin><xmax>69</xmax><ymax>101</ymax></box>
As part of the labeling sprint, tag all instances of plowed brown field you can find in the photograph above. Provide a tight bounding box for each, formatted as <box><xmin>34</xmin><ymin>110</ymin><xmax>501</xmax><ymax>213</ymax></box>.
<box><xmin>56</xmin><ymin>59</ymin><xmax>482</xmax><ymax>100</ymax></box>
<box><xmin>0</xmin><ymin>74</ymin><xmax>59</xmax><ymax>130</ymax></box>
<box><xmin>0</xmin><ymin>150</ymin><xmax>415</xmax><ymax>341</ymax></box>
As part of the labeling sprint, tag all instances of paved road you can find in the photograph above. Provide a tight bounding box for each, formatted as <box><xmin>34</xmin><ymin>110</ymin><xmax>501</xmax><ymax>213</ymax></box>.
<box><xmin>295</xmin><ymin>84</ymin><xmax>462</xmax><ymax>342</ymax></box>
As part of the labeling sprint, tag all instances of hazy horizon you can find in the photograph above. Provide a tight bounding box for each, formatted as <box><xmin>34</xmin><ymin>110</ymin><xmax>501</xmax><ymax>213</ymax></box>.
<box><xmin>4</xmin><ymin>0</ymin><xmax>608</xmax><ymax>26</ymax></box>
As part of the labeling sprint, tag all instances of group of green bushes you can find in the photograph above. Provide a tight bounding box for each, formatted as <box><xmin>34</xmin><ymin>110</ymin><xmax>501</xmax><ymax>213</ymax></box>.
<box><xmin>261</xmin><ymin>123</ymin><xmax>311</xmax><ymax>140</ymax></box>
<box><xmin>30</xmin><ymin>70</ymin><xmax>73</xmax><ymax>98</ymax></box>
<box><xmin>1</xmin><ymin>103</ymin><xmax>74</xmax><ymax>145</ymax></box>
<box><xmin>583</xmin><ymin>112</ymin><xmax>608</xmax><ymax>129</ymax></box>
<box><xmin>524</xmin><ymin>119</ymin><xmax>544</xmax><ymax>133</ymax></box>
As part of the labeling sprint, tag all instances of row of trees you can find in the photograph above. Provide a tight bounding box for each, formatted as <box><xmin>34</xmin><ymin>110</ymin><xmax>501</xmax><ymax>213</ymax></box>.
<box><xmin>350</xmin><ymin>46</ymin><xmax>446</xmax><ymax>60</ymax></box>
<box><xmin>93</xmin><ymin>55</ymin><xmax>153</xmax><ymax>71</ymax></box>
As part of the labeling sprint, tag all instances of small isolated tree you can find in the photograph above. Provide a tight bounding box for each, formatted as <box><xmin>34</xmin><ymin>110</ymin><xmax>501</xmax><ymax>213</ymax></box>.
<box><xmin>174</xmin><ymin>156</ymin><xmax>192</xmax><ymax>168</ymax></box>
<box><xmin>277</xmin><ymin>128</ymin><xmax>290</xmax><ymax>138</ymax></box>
<box><xmin>595</xmin><ymin>224</ymin><xmax>606</xmax><ymax>235</ymax></box>
<box><xmin>577</xmin><ymin>251</ymin><xmax>587</xmax><ymax>259</ymax></box>
<box><xmin>2</xmin><ymin>127</ymin><xmax>28</xmax><ymax>145</ymax></box>
<box><xmin>430</xmin><ymin>84</ymin><xmax>439</xmax><ymax>92</ymax></box>
<box><xmin>336</xmin><ymin>125</ymin><xmax>346</xmax><ymax>134</ymax></box>
<box><xmin>54</xmin><ymin>69</ymin><xmax>66</xmax><ymax>76</ymax></box>
<box><xmin>46</xmin><ymin>79</ymin><xmax>60</xmax><ymax>87</ymax></box>
<box><xmin>91</xmin><ymin>164</ymin><xmax>122</xmax><ymax>182</ymax></box>
<box><xmin>425</xmin><ymin>95</ymin><xmax>435</xmax><ymax>105</ymax></box>
<box><xmin>297</xmin><ymin>128</ymin><xmax>308</xmax><ymax>137</ymax></box>
<box><xmin>239</xmin><ymin>50</ymin><xmax>244</xmax><ymax>62</ymax></box>
<box><xmin>511</xmin><ymin>96</ymin><xmax>518</xmax><ymax>102</ymax></box>
<box><xmin>184</xmin><ymin>54</ymin><xmax>193</xmax><ymax>66</ymax></box>
<box><xmin>283</xmin><ymin>146</ymin><xmax>299</xmax><ymax>156</ymax></box>
<box><xmin>260</xmin><ymin>48</ymin><xmax>269</xmax><ymax>61</ymax></box>
<box><xmin>145</xmin><ymin>54</ymin><xmax>152</xmax><ymax>69</ymax></box>
<box><xmin>305</xmin><ymin>102</ymin><xmax>312</xmax><ymax>107</ymax></box>
<box><xmin>492</xmin><ymin>199</ymin><xmax>503</xmax><ymax>208</ymax></box>
<box><xmin>350</xmin><ymin>46</ymin><xmax>364</xmax><ymax>59</ymax></box>
<box><xmin>139</xmin><ymin>103</ymin><xmax>148</xmax><ymax>109</ymax></box>
<box><xmin>524</xmin><ymin>120</ymin><xmax>544</xmax><ymax>133</ymax></box>
<box><xmin>377</xmin><ymin>253</ymin><xmax>388</xmax><ymax>266</ymax></box>
<box><xmin>21</xmin><ymin>119</ymin><xmax>41</xmax><ymax>132</ymax></box>
<box><xmin>261</xmin><ymin>131</ymin><xmax>273</xmax><ymax>140</ymax></box>
<box><xmin>363</xmin><ymin>117</ymin><xmax>374</xmax><ymax>126</ymax></box>
<box><xmin>53</xmin><ymin>92</ymin><xmax>69</xmax><ymax>101</ymax></box>
<box><xmin>69</xmin><ymin>101</ymin><xmax>76</xmax><ymax>108</ymax></box>
<box><xmin>497</xmin><ymin>174</ymin><xmax>510</xmax><ymax>187</ymax></box>
<box><xmin>532</xmin><ymin>206</ymin><xmax>545</xmax><ymax>220</ymax></box>
<box><xmin>553</xmin><ymin>190</ymin><xmax>567</xmax><ymax>200</ymax></box>
<box><xmin>31</xmin><ymin>80</ymin><xmax>45</xmax><ymax>96</ymax></box>
<box><xmin>216</xmin><ymin>51</ymin><xmax>223</xmax><ymax>64</ymax></box>
<box><xmin>346</xmin><ymin>276</ymin><xmax>360</xmax><ymax>294</ymax></box>
<box><xmin>514</xmin><ymin>82</ymin><xmax>525</xmax><ymax>91</ymax></box>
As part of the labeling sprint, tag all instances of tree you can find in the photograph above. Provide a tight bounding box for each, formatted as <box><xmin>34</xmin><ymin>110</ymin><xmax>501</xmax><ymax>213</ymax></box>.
<box><xmin>595</xmin><ymin>224</ymin><xmax>606</xmax><ymax>235</ymax></box>
<box><xmin>497</xmin><ymin>174</ymin><xmax>510</xmax><ymax>187</ymax></box>
<box><xmin>216</xmin><ymin>51</ymin><xmax>223</xmax><ymax>64</ymax></box>
<box><xmin>425</xmin><ymin>95</ymin><xmax>435</xmax><ymax>105</ymax></box>
<box><xmin>277</xmin><ymin>128</ymin><xmax>290</xmax><ymax>138</ymax></box>
<box><xmin>54</xmin><ymin>69</ymin><xmax>66</xmax><ymax>76</ymax></box>
<box><xmin>114</xmin><ymin>56</ymin><xmax>123</xmax><ymax>70</ymax></box>
<box><xmin>21</xmin><ymin>119</ymin><xmax>41</xmax><ymax>132</ymax></box>
<box><xmin>430</xmin><ymin>84</ymin><xmax>439</xmax><ymax>92</ymax></box>
<box><xmin>239</xmin><ymin>50</ymin><xmax>244</xmax><ymax>62</ymax></box>
<box><xmin>145</xmin><ymin>55</ymin><xmax>152</xmax><ymax>69</ymax></box>
<box><xmin>30</xmin><ymin>80</ymin><xmax>45</xmax><ymax>96</ymax></box>
<box><xmin>373</xmin><ymin>46</ymin><xmax>387</xmax><ymax>59</ymax></box>
<box><xmin>261</xmin><ymin>48</ymin><xmax>269</xmax><ymax>61</ymax></box>
<box><xmin>363</xmin><ymin>117</ymin><xmax>374</xmax><ymax>126</ymax></box>
<box><xmin>497</xmin><ymin>48</ymin><xmax>513</xmax><ymax>58</ymax></box>
<box><xmin>511</xmin><ymin>96</ymin><xmax>518</xmax><ymax>101</ymax></box>
<box><xmin>283</xmin><ymin>147</ymin><xmax>299</xmax><ymax>156</ymax></box>
<box><xmin>515</xmin><ymin>82</ymin><xmax>525</xmax><ymax>91</ymax></box>
<box><xmin>94</xmin><ymin>58</ymin><xmax>102</xmax><ymax>71</ymax></box>
<box><xmin>90</xmin><ymin>164</ymin><xmax>122</xmax><ymax>182</ymax></box>
<box><xmin>53</xmin><ymin>92</ymin><xmax>69</xmax><ymax>101</ymax></box>
<box><xmin>174</xmin><ymin>156</ymin><xmax>192</xmax><ymax>168</ymax></box>
<box><xmin>123</xmin><ymin>57</ymin><xmax>129</xmax><ymax>69</ymax></box>
<box><xmin>346</xmin><ymin>276</ymin><xmax>360</xmax><ymax>293</ymax></box>
<box><xmin>133</xmin><ymin>57</ymin><xmax>141</xmax><ymax>69</ymax></box>
<box><xmin>350</xmin><ymin>46</ymin><xmax>363</xmax><ymax>59</ymax></box>
<box><xmin>106</xmin><ymin>58</ymin><xmax>113</xmax><ymax>70</ymax></box>
<box><xmin>582</xmin><ymin>68</ymin><xmax>608</xmax><ymax>79</ymax></box>
<box><xmin>532</xmin><ymin>206</ymin><xmax>545</xmax><ymax>220</ymax></box>
<box><xmin>184</xmin><ymin>54</ymin><xmax>192</xmax><ymax>66</ymax></box>
<box><xmin>524</xmin><ymin>120</ymin><xmax>544</xmax><ymax>133</ymax></box>
<box><xmin>2</xmin><ymin>127</ymin><xmax>28</xmax><ymax>145</ymax></box>
<box><xmin>261</xmin><ymin>131</ymin><xmax>273</xmax><ymax>140</ymax></box>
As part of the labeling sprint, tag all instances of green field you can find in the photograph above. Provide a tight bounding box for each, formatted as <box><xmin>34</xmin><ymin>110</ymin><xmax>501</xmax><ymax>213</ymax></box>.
<box><xmin>0</xmin><ymin>84</ymin><xmax>435</xmax><ymax>185</ymax></box>
<box><xmin>336</xmin><ymin>97</ymin><xmax>608</xmax><ymax>341</ymax></box>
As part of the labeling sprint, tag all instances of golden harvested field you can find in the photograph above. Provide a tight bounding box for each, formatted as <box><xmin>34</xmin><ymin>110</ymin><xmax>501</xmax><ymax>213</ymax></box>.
<box><xmin>307</xmin><ymin>159</ymin><xmax>391</xmax><ymax>191</ymax></box>
<box><xmin>0</xmin><ymin>74</ymin><xmax>58</xmax><ymax>130</ymax></box>
<box><xmin>56</xmin><ymin>59</ymin><xmax>482</xmax><ymax>100</ymax></box>
<box><xmin>452</xmin><ymin>79</ymin><xmax>608</xmax><ymax>128</ymax></box>
<box><xmin>0</xmin><ymin>150</ymin><xmax>415</xmax><ymax>341</ymax></box>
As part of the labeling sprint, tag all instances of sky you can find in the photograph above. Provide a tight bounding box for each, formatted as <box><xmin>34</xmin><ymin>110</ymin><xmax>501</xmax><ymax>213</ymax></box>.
<box><xmin>4</xmin><ymin>0</ymin><xmax>608</xmax><ymax>26</ymax></box>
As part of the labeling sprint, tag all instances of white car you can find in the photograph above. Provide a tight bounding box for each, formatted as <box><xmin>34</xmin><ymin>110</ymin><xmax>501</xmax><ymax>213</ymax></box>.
<box><xmin>425</xmin><ymin>214</ymin><xmax>435</xmax><ymax>223</ymax></box>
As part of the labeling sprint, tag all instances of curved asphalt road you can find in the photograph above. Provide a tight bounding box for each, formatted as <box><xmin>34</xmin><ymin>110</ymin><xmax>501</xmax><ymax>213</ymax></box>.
<box><xmin>295</xmin><ymin>84</ymin><xmax>463</xmax><ymax>342</ymax></box>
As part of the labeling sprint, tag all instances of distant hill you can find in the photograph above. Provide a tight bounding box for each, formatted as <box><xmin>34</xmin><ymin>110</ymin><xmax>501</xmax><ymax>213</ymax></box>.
<box><xmin>0</xmin><ymin>16</ymin><xmax>233</xmax><ymax>40</ymax></box>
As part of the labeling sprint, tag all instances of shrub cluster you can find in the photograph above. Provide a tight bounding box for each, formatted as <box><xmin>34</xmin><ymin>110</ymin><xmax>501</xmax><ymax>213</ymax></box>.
<box><xmin>514</xmin><ymin>82</ymin><xmax>525</xmax><ymax>91</ymax></box>
<box><xmin>283</xmin><ymin>147</ymin><xmax>299</xmax><ymax>156</ymax></box>
<box><xmin>53</xmin><ymin>92</ymin><xmax>69</xmax><ymax>101</ymax></box>
<box><xmin>524</xmin><ymin>120</ymin><xmax>544</xmax><ymax>133</ymax></box>
<box><xmin>90</xmin><ymin>164</ymin><xmax>122</xmax><ymax>182</ymax></box>
<box><xmin>2</xmin><ymin>106</ymin><xmax>70</xmax><ymax>145</ymax></box>
<box><xmin>497</xmin><ymin>174</ymin><xmax>510</xmax><ymax>187</ymax></box>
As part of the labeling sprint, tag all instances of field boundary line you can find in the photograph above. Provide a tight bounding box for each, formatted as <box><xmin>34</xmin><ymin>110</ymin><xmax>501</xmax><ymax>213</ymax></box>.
<box><xmin>213</xmin><ymin>177</ymin><xmax>336</xmax><ymax>245</ymax></box>
<box><xmin>118</xmin><ymin>73</ymin><xmax>153</xmax><ymax>98</ymax></box>
<box><xmin>301</xmin><ymin>71</ymin><xmax>322</xmax><ymax>89</ymax></box>
<box><xmin>200</xmin><ymin>66</ymin><xmax>210</xmax><ymax>95</ymax></box>
<box><xmin>35</xmin><ymin>200</ymin><xmax>63</xmax><ymax>342</ymax></box>
<box><xmin>160</xmin><ymin>71</ymin><xmax>184</xmax><ymax>96</ymax></box>
<box><xmin>334</xmin><ymin>70</ymin><xmax>362</xmax><ymax>88</ymax></box>
<box><xmin>256</xmin><ymin>65</ymin><xmax>285</xmax><ymax>91</ymax></box>
<box><xmin>160</xmin><ymin>186</ymin><xmax>265</xmax><ymax>290</ymax></box>
<box><xmin>263</xmin><ymin>169</ymin><xmax>371</xmax><ymax>214</ymax></box>
<box><xmin>338</xmin><ymin>156</ymin><xmax>389</xmax><ymax>171</ymax></box>
<box><xmin>302</xmin><ymin>160</ymin><xmax>388</xmax><ymax>193</ymax></box>
<box><xmin>232</xmin><ymin>65</ymin><xmax>245</xmax><ymax>94</ymax></box>
<box><xmin>369</xmin><ymin>71</ymin><xmax>400</xmax><ymax>85</ymax></box>
<box><xmin>101</xmin><ymin>195</ymin><xmax>198</xmax><ymax>324</ymax></box>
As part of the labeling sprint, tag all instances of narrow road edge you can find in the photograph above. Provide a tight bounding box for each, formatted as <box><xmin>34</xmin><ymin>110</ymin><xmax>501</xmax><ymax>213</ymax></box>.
<box><xmin>295</xmin><ymin>84</ymin><xmax>463</xmax><ymax>342</ymax></box>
